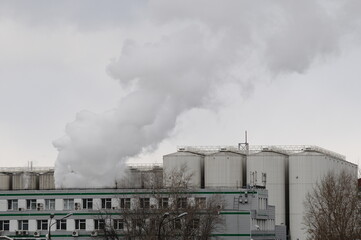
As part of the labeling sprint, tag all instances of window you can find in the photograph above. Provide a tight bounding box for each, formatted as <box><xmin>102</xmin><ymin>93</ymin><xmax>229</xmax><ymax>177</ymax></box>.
<box><xmin>18</xmin><ymin>220</ymin><xmax>29</xmax><ymax>230</ymax></box>
<box><xmin>45</xmin><ymin>199</ymin><xmax>55</xmax><ymax>210</ymax></box>
<box><xmin>190</xmin><ymin>218</ymin><xmax>200</xmax><ymax>229</ymax></box>
<box><xmin>113</xmin><ymin>219</ymin><xmax>124</xmax><ymax>230</ymax></box>
<box><xmin>75</xmin><ymin>219</ymin><xmax>86</xmax><ymax>230</ymax></box>
<box><xmin>7</xmin><ymin>199</ymin><xmax>18</xmax><ymax>210</ymax></box>
<box><xmin>120</xmin><ymin>198</ymin><xmax>131</xmax><ymax>209</ymax></box>
<box><xmin>82</xmin><ymin>199</ymin><xmax>93</xmax><ymax>209</ymax></box>
<box><xmin>63</xmin><ymin>199</ymin><xmax>74</xmax><ymax>210</ymax></box>
<box><xmin>177</xmin><ymin>198</ymin><xmax>187</xmax><ymax>209</ymax></box>
<box><xmin>27</xmin><ymin>199</ymin><xmax>37</xmax><ymax>210</ymax></box>
<box><xmin>56</xmin><ymin>219</ymin><xmax>67</xmax><ymax>230</ymax></box>
<box><xmin>94</xmin><ymin>219</ymin><xmax>105</xmax><ymax>230</ymax></box>
<box><xmin>195</xmin><ymin>197</ymin><xmax>206</xmax><ymax>208</ymax></box>
<box><xmin>158</xmin><ymin>198</ymin><xmax>168</xmax><ymax>208</ymax></box>
<box><xmin>258</xmin><ymin>197</ymin><xmax>267</xmax><ymax>210</ymax></box>
<box><xmin>0</xmin><ymin>220</ymin><xmax>10</xmax><ymax>231</ymax></box>
<box><xmin>132</xmin><ymin>219</ymin><xmax>144</xmax><ymax>230</ymax></box>
<box><xmin>37</xmin><ymin>220</ymin><xmax>48</xmax><ymax>230</ymax></box>
<box><xmin>101</xmin><ymin>198</ymin><xmax>112</xmax><ymax>209</ymax></box>
<box><xmin>139</xmin><ymin>198</ymin><xmax>150</xmax><ymax>209</ymax></box>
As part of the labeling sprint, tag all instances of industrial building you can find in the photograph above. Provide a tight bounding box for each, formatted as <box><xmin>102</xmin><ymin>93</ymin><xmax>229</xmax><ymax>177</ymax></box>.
<box><xmin>0</xmin><ymin>188</ymin><xmax>278</xmax><ymax>240</ymax></box>
<box><xmin>163</xmin><ymin>145</ymin><xmax>358</xmax><ymax>240</ymax></box>
<box><xmin>0</xmin><ymin>166</ymin><xmax>278</xmax><ymax>240</ymax></box>
<box><xmin>0</xmin><ymin>145</ymin><xmax>357</xmax><ymax>240</ymax></box>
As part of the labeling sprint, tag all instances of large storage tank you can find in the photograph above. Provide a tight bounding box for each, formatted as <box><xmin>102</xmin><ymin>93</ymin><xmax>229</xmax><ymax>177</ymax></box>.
<box><xmin>289</xmin><ymin>149</ymin><xmax>357</xmax><ymax>240</ymax></box>
<box><xmin>0</xmin><ymin>173</ymin><xmax>11</xmax><ymax>190</ymax></box>
<box><xmin>247</xmin><ymin>150</ymin><xmax>288</xmax><ymax>225</ymax></box>
<box><xmin>204</xmin><ymin>150</ymin><xmax>245</xmax><ymax>188</ymax></box>
<box><xmin>163</xmin><ymin>150</ymin><xmax>204</xmax><ymax>188</ymax></box>
<box><xmin>141</xmin><ymin>167</ymin><xmax>163</xmax><ymax>189</ymax></box>
<box><xmin>12</xmin><ymin>172</ymin><xmax>38</xmax><ymax>190</ymax></box>
<box><xmin>39</xmin><ymin>171</ymin><xmax>55</xmax><ymax>190</ymax></box>
<box><xmin>117</xmin><ymin>168</ymin><xmax>143</xmax><ymax>188</ymax></box>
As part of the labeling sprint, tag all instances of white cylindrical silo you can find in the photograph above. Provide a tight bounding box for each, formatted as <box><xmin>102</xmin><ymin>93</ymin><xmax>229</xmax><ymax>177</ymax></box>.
<box><xmin>0</xmin><ymin>173</ymin><xmax>11</xmax><ymax>190</ymax></box>
<box><xmin>117</xmin><ymin>168</ymin><xmax>142</xmax><ymax>188</ymax></box>
<box><xmin>39</xmin><ymin>172</ymin><xmax>55</xmax><ymax>190</ymax></box>
<box><xmin>163</xmin><ymin>150</ymin><xmax>204</xmax><ymax>188</ymax></box>
<box><xmin>289</xmin><ymin>149</ymin><xmax>357</xmax><ymax>240</ymax></box>
<box><xmin>204</xmin><ymin>150</ymin><xmax>245</xmax><ymax>188</ymax></box>
<box><xmin>247</xmin><ymin>150</ymin><xmax>288</xmax><ymax>225</ymax></box>
<box><xmin>12</xmin><ymin>172</ymin><xmax>38</xmax><ymax>190</ymax></box>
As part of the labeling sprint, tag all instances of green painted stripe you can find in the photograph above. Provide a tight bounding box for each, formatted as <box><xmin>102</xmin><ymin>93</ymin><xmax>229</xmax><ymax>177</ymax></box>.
<box><xmin>0</xmin><ymin>212</ymin><xmax>119</xmax><ymax>217</ymax></box>
<box><xmin>211</xmin><ymin>234</ymin><xmax>250</xmax><ymax>236</ymax></box>
<box><xmin>252</xmin><ymin>234</ymin><xmax>276</xmax><ymax>236</ymax></box>
<box><xmin>211</xmin><ymin>233</ymin><xmax>275</xmax><ymax>237</ymax></box>
<box><xmin>219</xmin><ymin>211</ymin><xmax>250</xmax><ymax>215</ymax></box>
<box><xmin>2</xmin><ymin>211</ymin><xmax>240</xmax><ymax>217</ymax></box>
<box><xmin>7</xmin><ymin>233</ymin><xmax>274</xmax><ymax>238</ymax></box>
<box><xmin>8</xmin><ymin>234</ymin><xmax>125</xmax><ymax>238</ymax></box>
<box><xmin>0</xmin><ymin>191</ymin><xmax>257</xmax><ymax>197</ymax></box>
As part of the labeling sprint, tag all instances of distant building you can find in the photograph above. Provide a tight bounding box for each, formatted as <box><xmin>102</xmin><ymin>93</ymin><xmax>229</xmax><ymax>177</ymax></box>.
<box><xmin>0</xmin><ymin>145</ymin><xmax>357</xmax><ymax>240</ymax></box>
<box><xmin>0</xmin><ymin>166</ymin><xmax>276</xmax><ymax>239</ymax></box>
<box><xmin>163</xmin><ymin>145</ymin><xmax>357</xmax><ymax>240</ymax></box>
<box><xmin>0</xmin><ymin>188</ymin><xmax>276</xmax><ymax>240</ymax></box>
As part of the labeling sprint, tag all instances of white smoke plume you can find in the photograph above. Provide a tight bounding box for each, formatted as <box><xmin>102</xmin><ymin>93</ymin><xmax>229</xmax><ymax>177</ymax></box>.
<box><xmin>53</xmin><ymin>0</ymin><xmax>361</xmax><ymax>188</ymax></box>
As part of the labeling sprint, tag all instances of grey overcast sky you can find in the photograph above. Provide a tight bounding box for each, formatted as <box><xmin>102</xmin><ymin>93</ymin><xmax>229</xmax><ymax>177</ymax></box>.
<box><xmin>0</xmin><ymin>1</ymin><xmax>360</xmax><ymax>179</ymax></box>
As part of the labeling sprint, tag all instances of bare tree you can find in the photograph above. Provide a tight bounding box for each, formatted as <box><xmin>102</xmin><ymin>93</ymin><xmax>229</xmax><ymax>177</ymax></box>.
<box><xmin>303</xmin><ymin>170</ymin><xmax>360</xmax><ymax>240</ymax></box>
<box><xmin>97</xmin><ymin>165</ymin><xmax>224</xmax><ymax>240</ymax></box>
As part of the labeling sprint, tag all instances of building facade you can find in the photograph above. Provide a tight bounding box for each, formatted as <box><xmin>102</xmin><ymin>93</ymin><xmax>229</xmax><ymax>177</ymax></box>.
<box><xmin>164</xmin><ymin>145</ymin><xmax>358</xmax><ymax>240</ymax></box>
<box><xmin>0</xmin><ymin>188</ymin><xmax>276</xmax><ymax>240</ymax></box>
<box><xmin>0</xmin><ymin>144</ymin><xmax>356</xmax><ymax>240</ymax></box>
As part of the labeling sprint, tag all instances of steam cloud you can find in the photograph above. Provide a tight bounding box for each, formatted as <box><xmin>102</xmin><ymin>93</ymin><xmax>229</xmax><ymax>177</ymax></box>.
<box><xmin>53</xmin><ymin>0</ymin><xmax>361</xmax><ymax>188</ymax></box>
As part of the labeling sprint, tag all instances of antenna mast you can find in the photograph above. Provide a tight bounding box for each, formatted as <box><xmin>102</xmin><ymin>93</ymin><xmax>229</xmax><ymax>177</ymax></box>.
<box><xmin>238</xmin><ymin>130</ymin><xmax>249</xmax><ymax>154</ymax></box>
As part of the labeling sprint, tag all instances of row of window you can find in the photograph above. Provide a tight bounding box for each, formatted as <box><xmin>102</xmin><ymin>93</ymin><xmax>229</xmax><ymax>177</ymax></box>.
<box><xmin>7</xmin><ymin>199</ymin><xmax>114</xmax><ymax>211</ymax></box>
<box><xmin>6</xmin><ymin>197</ymin><xmax>206</xmax><ymax>211</ymax></box>
<box><xmin>0</xmin><ymin>218</ymin><xmax>201</xmax><ymax>232</ymax></box>
<box><xmin>0</xmin><ymin>219</ymin><xmax>125</xmax><ymax>231</ymax></box>
<box><xmin>258</xmin><ymin>197</ymin><xmax>268</xmax><ymax>210</ymax></box>
<box><xmin>251</xmin><ymin>218</ymin><xmax>275</xmax><ymax>231</ymax></box>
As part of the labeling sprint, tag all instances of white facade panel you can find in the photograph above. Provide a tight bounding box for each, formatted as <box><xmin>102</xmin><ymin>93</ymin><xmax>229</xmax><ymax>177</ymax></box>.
<box><xmin>289</xmin><ymin>151</ymin><xmax>357</xmax><ymax>240</ymax></box>
<box><xmin>18</xmin><ymin>199</ymin><xmax>26</xmax><ymax>209</ymax></box>
<box><xmin>55</xmin><ymin>199</ymin><xmax>63</xmax><ymax>210</ymax></box>
<box><xmin>163</xmin><ymin>151</ymin><xmax>204</xmax><ymax>188</ymax></box>
<box><xmin>49</xmin><ymin>219</ymin><xmax>56</xmax><ymax>231</ymax></box>
<box><xmin>150</xmin><ymin>197</ymin><xmax>157</xmax><ymax>207</ymax></box>
<box><xmin>93</xmin><ymin>198</ymin><xmax>101</xmax><ymax>210</ymax></box>
<box><xmin>205</xmin><ymin>151</ymin><xmax>244</xmax><ymax>188</ymax></box>
<box><xmin>68</xmin><ymin>219</ymin><xmax>75</xmax><ymax>231</ymax></box>
<box><xmin>86</xmin><ymin>219</ymin><xmax>93</xmax><ymax>231</ymax></box>
<box><xmin>9</xmin><ymin>220</ymin><xmax>16</xmax><ymax>231</ymax></box>
<box><xmin>0</xmin><ymin>200</ymin><xmax>6</xmax><ymax>211</ymax></box>
<box><xmin>29</xmin><ymin>220</ymin><xmax>36</xmax><ymax>231</ymax></box>
<box><xmin>247</xmin><ymin>151</ymin><xmax>288</xmax><ymax>225</ymax></box>
<box><xmin>111</xmin><ymin>198</ymin><xmax>118</xmax><ymax>208</ymax></box>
